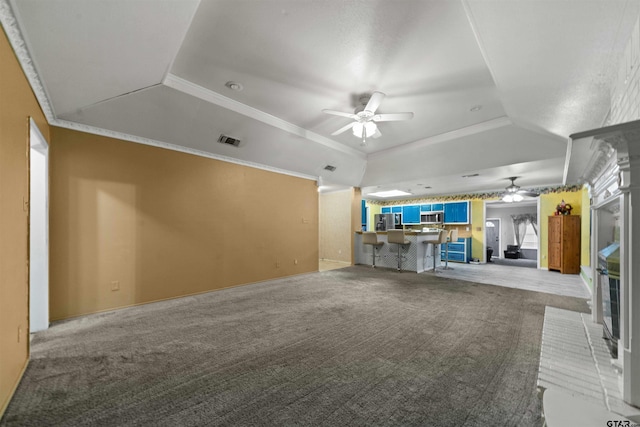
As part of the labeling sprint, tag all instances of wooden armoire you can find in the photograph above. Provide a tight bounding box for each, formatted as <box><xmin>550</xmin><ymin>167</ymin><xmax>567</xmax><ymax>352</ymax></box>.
<box><xmin>548</xmin><ymin>215</ymin><xmax>581</xmax><ymax>274</ymax></box>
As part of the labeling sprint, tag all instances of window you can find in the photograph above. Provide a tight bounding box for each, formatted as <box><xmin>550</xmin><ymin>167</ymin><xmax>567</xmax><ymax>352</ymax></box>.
<box><xmin>520</xmin><ymin>222</ymin><xmax>538</xmax><ymax>249</ymax></box>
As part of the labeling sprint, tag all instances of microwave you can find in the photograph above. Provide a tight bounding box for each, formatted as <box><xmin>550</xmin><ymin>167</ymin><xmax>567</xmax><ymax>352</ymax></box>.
<box><xmin>420</xmin><ymin>212</ymin><xmax>443</xmax><ymax>224</ymax></box>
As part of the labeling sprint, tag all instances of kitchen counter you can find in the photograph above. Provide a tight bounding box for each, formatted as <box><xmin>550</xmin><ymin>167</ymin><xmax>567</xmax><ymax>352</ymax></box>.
<box><xmin>354</xmin><ymin>230</ymin><xmax>443</xmax><ymax>272</ymax></box>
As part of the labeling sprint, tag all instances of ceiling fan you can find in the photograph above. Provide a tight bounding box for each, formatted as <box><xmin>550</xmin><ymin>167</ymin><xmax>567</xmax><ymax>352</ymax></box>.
<box><xmin>502</xmin><ymin>177</ymin><xmax>539</xmax><ymax>202</ymax></box>
<box><xmin>322</xmin><ymin>92</ymin><xmax>414</xmax><ymax>145</ymax></box>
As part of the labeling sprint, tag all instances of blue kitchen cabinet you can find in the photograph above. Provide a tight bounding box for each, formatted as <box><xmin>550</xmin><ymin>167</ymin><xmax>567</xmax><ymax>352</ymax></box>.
<box><xmin>381</xmin><ymin>207</ymin><xmax>391</xmax><ymax>213</ymax></box>
<box><xmin>443</xmin><ymin>201</ymin><xmax>469</xmax><ymax>224</ymax></box>
<box><xmin>361</xmin><ymin>199</ymin><xmax>367</xmax><ymax>230</ymax></box>
<box><xmin>441</xmin><ymin>237</ymin><xmax>472</xmax><ymax>263</ymax></box>
<box><xmin>420</xmin><ymin>204</ymin><xmax>432</xmax><ymax>212</ymax></box>
<box><xmin>391</xmin><ymin>206</ymin><xmax>402</xmax><ymax>213</ymax></box>
<box><xmin>402</xmin><ymin>205</ymin><xmax>421</xmax><ymax>224</ymax></box>
<box><xmin>432</xmin><ymin>203</ymin><xmax>444</xmax><ymax>211</ymax></box>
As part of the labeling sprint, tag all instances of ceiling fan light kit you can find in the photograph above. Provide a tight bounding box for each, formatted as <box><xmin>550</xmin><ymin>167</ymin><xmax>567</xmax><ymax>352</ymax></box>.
<box><xmin>501</xmin><ymin>177</ymin><xmax>537</xmax><ymax>202</ymax></box>
<box><xmin>352</xmin><ymin>121</ymin><xmax>377</xmax><ymax>138</ymax></box>
<box><xmin>323</xmin><ymin>91</ymin><xmax>414</xmax><ymax>145</ymax></box>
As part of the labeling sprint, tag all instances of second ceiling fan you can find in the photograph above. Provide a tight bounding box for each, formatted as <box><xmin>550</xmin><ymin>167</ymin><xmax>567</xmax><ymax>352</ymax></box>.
<box><xmin>502</xmin><ymin>177</ymin><xmax>540</xmax><ymax>202</ymax></box>
<box><xmin>322</xmin><ymin>91</ymin><xmax>413</xmax><ymax>145</ymax></box>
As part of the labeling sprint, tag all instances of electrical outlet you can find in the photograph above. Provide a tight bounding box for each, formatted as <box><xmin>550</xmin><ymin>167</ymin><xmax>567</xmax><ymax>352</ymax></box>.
<box><xmin>111</xmin><ymin>280</ymin><xmax>120</xmax><ymax>291</ymax></box>
<box><xmin>17</xmin><ymin>326</ymin><xmax>22</xmax><ymax>343</ymax></box>
<box><xmin>294</xmin><ymin>259</ymin><xmax>298</xmax><ymax>265</ymax></box>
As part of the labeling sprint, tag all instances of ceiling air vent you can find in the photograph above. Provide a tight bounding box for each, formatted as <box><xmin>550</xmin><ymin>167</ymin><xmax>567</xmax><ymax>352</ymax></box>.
<box><xmin>217</xmin><ymin>134</ymin><xmax>241</xmax><ymax>147</ymax></box>
<box><xmin>324</xmin><ymin>165</ymin><xmax>337</xmax><ymax>172</ymax></box>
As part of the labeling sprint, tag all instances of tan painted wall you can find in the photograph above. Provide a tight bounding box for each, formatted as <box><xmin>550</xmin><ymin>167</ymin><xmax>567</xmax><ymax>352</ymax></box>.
<box><xmin>0</xmin><ymin>28</ymin><xmax>50</xmax><ymax>415</ymax></box>
<box><xmin>319</xmin><ymin>189</ymin><xmax>354</xmax><ymax>263</ymax></box>
<box><xmin>49</xmin><ymin>127</ymin><xmax>319</xmax><ymax>320</ymax></box>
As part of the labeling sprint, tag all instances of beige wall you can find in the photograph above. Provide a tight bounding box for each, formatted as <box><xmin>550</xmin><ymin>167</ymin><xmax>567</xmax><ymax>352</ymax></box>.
<box><xmin>319</xmin><ymin>189</ymin><xmax>356</xmax><ymax>263</ymax></box>
<box><xmin>0</xmin><ymin>28</ymin><xmax>50</xmax><ymax>415</ymax></box>
<box><xmin>49</xmin><ymin>127</ymin><xmax>319</xmax><ymax>320</ymax></box>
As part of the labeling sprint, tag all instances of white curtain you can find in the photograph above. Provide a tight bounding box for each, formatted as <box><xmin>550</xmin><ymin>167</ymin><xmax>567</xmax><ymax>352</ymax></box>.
<box><xmin>511</xmin><ymin>214</ymin><xmax>537</xmax><ymax>249</ymax></box>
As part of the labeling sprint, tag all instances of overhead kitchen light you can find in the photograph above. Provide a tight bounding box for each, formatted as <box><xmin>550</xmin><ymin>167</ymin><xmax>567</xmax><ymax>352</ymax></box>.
<box><xmin>368</xmin><ymin>189</ymin><xmax>412</xmax><ymax>198</ymax></box>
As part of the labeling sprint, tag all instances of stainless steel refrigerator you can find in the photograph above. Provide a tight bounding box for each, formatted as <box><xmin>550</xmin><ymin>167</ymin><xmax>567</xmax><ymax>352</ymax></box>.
<box><xmin>374</xmin><ymin>213</ymin><xmax>398</xmax><ymax>231</ymax></box>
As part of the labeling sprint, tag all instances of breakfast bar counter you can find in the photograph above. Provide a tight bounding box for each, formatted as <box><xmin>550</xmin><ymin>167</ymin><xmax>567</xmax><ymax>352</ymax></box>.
<box><xmin>354</xmin><ymin>230</ymin><xmax>443</xmax><ymax>272</ymax></box>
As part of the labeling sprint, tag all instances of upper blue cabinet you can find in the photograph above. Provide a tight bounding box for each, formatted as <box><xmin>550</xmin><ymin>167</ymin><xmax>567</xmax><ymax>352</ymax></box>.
<box><xmin>381</xmin><ymin>207</ymin><xmax>391</xmax><ymax>213</ymax></box>
<box><xmin>401</xmin><ymin>205</ymin><xmax>421</xmax><ymax>224</ymax></box>
<box><xmin>443</xmin><ymin>201</ymin><xmax>470</xmax><ymax>224</ymax></box>
<box><xmin>391</xmin><ymin>206</ymin><xmax>402</xmax><ymax>213</ymax></box>
<box><xmin>420</xmin><ymin>204</ymin><xmax>432</xmax><ymax>212</ymax></box>
<box><xmin>432</xmin><ymin>203</ymin><xmax>444</xmax><ymax>211</ymax></box>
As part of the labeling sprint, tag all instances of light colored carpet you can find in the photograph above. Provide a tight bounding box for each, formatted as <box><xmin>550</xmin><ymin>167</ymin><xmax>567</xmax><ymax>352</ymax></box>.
<box><xmin>2</xmin><ymin>266</ymin><xmax>588</xmax><ymax>426</ymax></box>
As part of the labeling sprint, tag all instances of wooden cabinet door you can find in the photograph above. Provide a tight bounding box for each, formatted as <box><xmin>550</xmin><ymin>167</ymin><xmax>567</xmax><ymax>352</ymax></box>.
<box><xmin>548</xmin><ymin>243</ymin><xmax>561</xmax><ymax>270</ymax></box>
<box><xmin>548</xmin><ymin>215</ymin><xmax>580</xmax><ymax>274</ymax></box>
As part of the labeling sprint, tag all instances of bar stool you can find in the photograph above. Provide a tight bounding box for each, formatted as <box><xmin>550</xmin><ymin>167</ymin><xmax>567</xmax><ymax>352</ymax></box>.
<box><xmin>422</xmin><ymin>230</ymin><xmax>448</xmax><ymax>273</ymax></box>
<box><xmin>443</xmin><ymin>229</ymin><xmax>459</xmax><ymax>270</ymax></box>
<box><xmin>362</xmin><ymin>232</ymin><xmax>384</xmax><ymax>268</ymax></box>
<box><xmin>387</xmin><ymin>230</ymin><xmax>410</xmax><ymax>271</ymax></box>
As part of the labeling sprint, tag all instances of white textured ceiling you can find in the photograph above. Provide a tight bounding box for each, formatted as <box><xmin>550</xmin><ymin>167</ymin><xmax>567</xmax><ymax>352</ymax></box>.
<box><xmin>5</xmin><ymin>0</ymin><xmax>639</xmax><ymax>199</ymax></box>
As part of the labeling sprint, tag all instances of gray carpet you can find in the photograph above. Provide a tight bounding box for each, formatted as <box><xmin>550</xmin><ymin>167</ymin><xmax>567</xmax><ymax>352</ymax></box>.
<box><xmin>1</xmin><ymin>266</ymin><xmax>589</xmax><ymax>426</ymax></box>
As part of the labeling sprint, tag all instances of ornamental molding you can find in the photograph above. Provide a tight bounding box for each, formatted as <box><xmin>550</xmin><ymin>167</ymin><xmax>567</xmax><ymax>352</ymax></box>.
<box><xmin>581</xmin><ymin>140</ymin><xmax>615</xmax><ymax>186</ymax></box>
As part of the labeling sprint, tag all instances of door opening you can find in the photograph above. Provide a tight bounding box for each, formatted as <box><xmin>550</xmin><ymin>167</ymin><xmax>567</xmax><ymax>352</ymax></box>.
<box><xmin>29</xmin><ymin>118</ymin><xmax>49</xmax><ymax>332</ymax></box>
<box><xmin>486</xmin><ymin>218</ymin><xmax>501</xmax><ymax>262</ymax></box>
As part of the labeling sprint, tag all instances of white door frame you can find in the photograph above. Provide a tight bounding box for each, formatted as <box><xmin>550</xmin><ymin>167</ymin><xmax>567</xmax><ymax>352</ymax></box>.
<box><xmin>29</xmin><ymin>118</ymin><xmax>49</xmax><ymax>332</ymax></box>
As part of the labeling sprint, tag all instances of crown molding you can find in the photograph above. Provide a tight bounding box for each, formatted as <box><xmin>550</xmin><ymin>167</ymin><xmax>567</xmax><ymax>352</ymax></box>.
<box><xmin>0</xmin><ymin>4</ymin><xmax>319</xmax><ymax>182</ymax></box>
<box><xmin>53</xmin><ymin>119</ymin><xmax>319</xmax><ymax>182</ymax></box>
<box><xmin>0</xmin><ymin>0</ymin><xmax>56</xmax><ymax>121</ymax></box>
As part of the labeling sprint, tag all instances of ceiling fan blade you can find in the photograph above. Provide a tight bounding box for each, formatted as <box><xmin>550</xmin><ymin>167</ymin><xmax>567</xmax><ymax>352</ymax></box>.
<box><xmin>322</xmin><ymin>109</ymin><xmax>357</xmax><ymax>119</ymax></box>
<box><xmin>372</xmin><ymin>127</ymin><xmax>382</xmax><ymax>138</ymax></box>
<box><xmin>331</xmin><ymin>122</ymin><xmax>356</xmax><ymax>136</ymax></box>
<box><xmin>518</xmin><ymin>190</ymin><xmax>539</xmax><ymax>197</ymax></box>
<box><xmin>373</xmin><ymin>112</ymin><xmax>414</xmax><ymax>122</ymax></box>
<box><xmin>364</xmin><ymin>91</ymin><xmax>385</xmax><ymax>113</ymax></box>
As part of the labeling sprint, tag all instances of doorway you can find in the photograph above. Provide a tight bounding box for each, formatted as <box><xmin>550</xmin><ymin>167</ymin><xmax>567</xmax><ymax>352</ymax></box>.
<box><xmin>29</xmin><ymin>118</ymin><xmax>49</xmax><ymax>332</ymax></box>
<box><xmin>486</xmin><ymin>218</ymin><xmax>500</xmax><ymax>262</ymax></box>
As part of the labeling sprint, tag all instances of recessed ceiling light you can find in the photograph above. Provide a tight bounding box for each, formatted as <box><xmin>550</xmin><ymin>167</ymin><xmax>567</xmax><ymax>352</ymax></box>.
<box><xmin>470</xmin><ymin>105</ymin><xmax>482</xmax><ymax>112</ymax></box>
<box><xmin>368</xmin><ymin>190</ymin><xmax>412</xmax><ymax>198</ymax></box>
<box><xmin>225</xmin><ymin>81</ymin><xmax>243</xmax><ymax>91</ymax></box>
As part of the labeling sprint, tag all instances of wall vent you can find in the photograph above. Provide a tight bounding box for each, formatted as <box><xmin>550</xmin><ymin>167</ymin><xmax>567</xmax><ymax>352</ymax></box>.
<box><xmin>324</xmin><ymin>165</ymin><xmax>337</xmax><ymax>172</ymax></box>
<box><xmin>217</xmin><ymin>134</ymin><xmax>241</xmax><ymax>147</ymax></box>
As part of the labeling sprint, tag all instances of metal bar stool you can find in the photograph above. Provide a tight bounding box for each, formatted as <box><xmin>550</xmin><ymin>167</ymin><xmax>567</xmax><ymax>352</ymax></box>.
<box><xmin>387</xmin><ymin>230</ymin><xmax>410</xmax><ymax>271</ymax></box>
<box><xmin>443</xmin><ymin>229</ymin><xmax>458</xmax><ymax>270</ymax></box>
<box><xmin>362</xmin><ymin>232</ymin><xmax>384</xmax><ymax>267</ymax></box>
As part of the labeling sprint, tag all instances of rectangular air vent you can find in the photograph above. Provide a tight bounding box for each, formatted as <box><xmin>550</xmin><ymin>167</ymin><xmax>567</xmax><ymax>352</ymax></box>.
<box><xmin>217</xmin><ymin>134</ymin><xmax>241</xmax><ymax>147</ymax></box>
<box><xmin>324</xmin><ymin>165</ymin><xmax>336</xmax><ymax>172</ymax></box>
